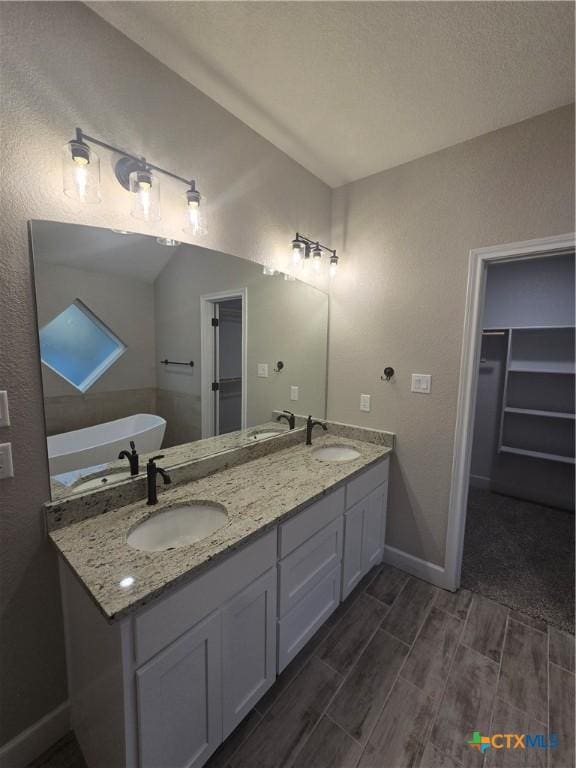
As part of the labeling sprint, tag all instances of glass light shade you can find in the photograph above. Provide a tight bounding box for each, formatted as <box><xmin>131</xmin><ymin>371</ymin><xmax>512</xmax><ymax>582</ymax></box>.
<box><xmin>129</xmin><ymin>169</ymin><xmax>161</xmax><ymax>222</ymax></box>
<box><xmin>292</xmin><ymin>239</ymin><xmax>305</xmax><ymax>265</ymax></box>
<box><xmin>184</xmin><ymin>189</ymin><xmax>207</xmax><ymax>236</ymax></box>
<box><xmin>329</xmin><ymin>256</ymin><xmax>338</xmax><ymax>279</ymax></box>
<box><xmin>312</xmin><ymin>245</ymin><xmax>322</xmax><ymax>273</ymax></box>
<box><xmin>62</xmin><ymin>141</ymin><xmax>101</xmax><ymax>203</ymax></box>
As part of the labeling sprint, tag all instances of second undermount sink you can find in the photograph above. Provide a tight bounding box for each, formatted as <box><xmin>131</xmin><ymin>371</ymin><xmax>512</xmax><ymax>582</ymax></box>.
<box><xmin>127</xmin><ymin>503</ymin><xmax>228</xmax><ymax>552</ymax></box>
<box><xmin>249</xmin><ymin>429</ymin><xmax>285</xmax><ymax>441</ymax></box>
<box><xmin>312</xmin><ymin>445</ymin><xmax>362</xmax><ymax>463</ymax></box>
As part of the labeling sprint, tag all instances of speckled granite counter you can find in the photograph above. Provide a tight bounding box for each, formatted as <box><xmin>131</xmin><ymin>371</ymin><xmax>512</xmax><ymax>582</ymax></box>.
<box><xmin>50</xmin><ymin>433</ymin><xmax>392</xmax><ymax>622</ymax></box>
<box><xmin>50</xmin><ymin>421</ymin><xmax>291</xmax><ymax>500</ymax></box>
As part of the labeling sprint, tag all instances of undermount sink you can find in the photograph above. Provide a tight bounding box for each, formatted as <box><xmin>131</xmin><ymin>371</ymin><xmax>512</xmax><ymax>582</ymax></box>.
<box><xmin>312</xmin><ymin>445</ymin><xmax>362</xmax><ymax>463</ymax></box>
<box><xmin>72</xmin><ymin>470</ymin><xmax>134</xmax><ymax>492</ymax></box>
<box><xmin>249</xmin><ymin>429</ymin><xmax>285</xmax><ymax>441</ymax></box>
<box><xmin>127</xmin><ymin>503</ymin><xmax>228</xmax><ymax>552</ymax></box>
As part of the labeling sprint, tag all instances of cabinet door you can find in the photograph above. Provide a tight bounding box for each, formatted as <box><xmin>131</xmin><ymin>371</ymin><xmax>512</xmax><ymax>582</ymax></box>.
<box><xmin>222</xmin><ymin>568</ymin><xmax>277</xmax><ymax>738</ymax></box>
<box><xmin>342</xmin><ymin>499</ymin><xmax>367</xmax><ymax>600</ymax></box>
<box><xmin>362</xmin><ymin>482</ymin><xmax>388</xmax><ymax>572</ymax></box>
<box><xmin>136</xmin><ymin>611</ymin><xmax>222</xmax><ymax>768</ymax></box>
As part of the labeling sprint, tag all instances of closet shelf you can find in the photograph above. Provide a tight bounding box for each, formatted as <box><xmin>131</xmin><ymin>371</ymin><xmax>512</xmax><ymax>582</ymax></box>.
<box><xmin>508</xmin><ymin>363</ymin><xmax>574</xmax><ymax>375</ymax></box>
<box><xmin>500</xmin><ymin>446</ymin><xmax>575</xmax><ymax>465</ymax></box>
<box><xmin>504</xmin><ymin>407</ymin><xmax>575</xmax><ymax>420</ymax></box>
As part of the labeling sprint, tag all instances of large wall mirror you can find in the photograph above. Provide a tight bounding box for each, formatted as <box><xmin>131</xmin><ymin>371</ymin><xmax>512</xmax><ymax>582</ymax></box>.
<box><xmin>30</xmin><ymin>221</ymin><xmax>329</xmax><ymax>499</ymax></box>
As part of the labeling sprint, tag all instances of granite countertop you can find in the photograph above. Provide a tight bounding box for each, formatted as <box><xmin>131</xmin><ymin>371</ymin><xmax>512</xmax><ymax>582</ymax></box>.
<box><xmin>50</xmin><ymin>421</ymin><xmax>291</xmax><ymax>500</ymax></box>
<box><xmin>50</xmin><ymin>432</ymin><xmax>391</xmax><ymax>623</ymax></box>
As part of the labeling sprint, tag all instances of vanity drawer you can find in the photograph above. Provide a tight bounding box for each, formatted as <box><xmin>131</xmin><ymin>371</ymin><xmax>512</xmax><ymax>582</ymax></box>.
<box><xmin>346</xmin><ymin>458</ymin><xmax>389</xmax><ymax>508</ymax></box>
<box><xmin>134</xmin><ymin>530</ymin><xmax>277</xmax><ymax>665</ymax></box>
<box><xmin>277</xmin><ymin>563</ymin><xmax>341</xmax><ymax>672</ymax></box>
<box><xmin>278</xmin><ymin>516</ymin><xmax>343</xmax><ymax>617</ymax></box>
<box><xmin>278</xmin><ymin>487</ymin><xmax>345</xmax><ymax>558</ymax></box>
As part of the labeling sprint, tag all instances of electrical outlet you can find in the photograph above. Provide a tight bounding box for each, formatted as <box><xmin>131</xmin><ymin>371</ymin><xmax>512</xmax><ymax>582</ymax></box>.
<box><xmin>290</xmin><ymin>386</ymin><xmax>299</xmax><ymax>401</ymax></box>
<box><xmin>0</xmin><ymin>443</ymin><xmax>14</xmax><ymax>479</ymax></box>
<box><xmin>360</xmin><ymin>393</ymin><xmax>371</xmax><ymax>412</ymax></box>
<box><xmin>0</xmin><ymin>391</ymin><xmax>9</xmax><ymax>427</ymax></box>
<box><xmin>257</xmin><ymin>363</ymin><xmax>269</xmax><ymax>378</ymax></box>
<box><xmin>411</xmin><ymin>374</ymin><xmax>432</xmax><ymax>394</ymax></box>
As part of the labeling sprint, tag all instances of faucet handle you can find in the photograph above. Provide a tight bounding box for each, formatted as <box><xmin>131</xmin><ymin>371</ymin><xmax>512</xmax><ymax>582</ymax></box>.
<box><xmin>130</xmin><ymin>440</ymin><xmax>137</xmax><ymax>452</ymax></box>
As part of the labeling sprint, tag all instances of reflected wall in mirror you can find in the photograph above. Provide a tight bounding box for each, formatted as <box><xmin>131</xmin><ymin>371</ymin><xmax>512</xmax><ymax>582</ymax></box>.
<box><xmin>31</xmin><ymin>221</ymin><xmax>329</xmax><ymax>499</ymax></box>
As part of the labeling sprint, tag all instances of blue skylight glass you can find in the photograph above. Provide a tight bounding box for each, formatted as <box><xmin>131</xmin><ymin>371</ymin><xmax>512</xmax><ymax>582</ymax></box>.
<box><xmin>39</xmin><ymin>300</ymin><xmax>126</xmax><ymax>392</ymax></box>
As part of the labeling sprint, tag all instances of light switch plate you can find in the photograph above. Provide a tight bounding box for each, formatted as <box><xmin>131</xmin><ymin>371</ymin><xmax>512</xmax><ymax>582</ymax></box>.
<box><xmin>360</xmin><ymin>393</ymin><xmax>371</xmax><ymax>412</ymax></box>
<box><xmin>290</xmin><ymin>386</ymin><xmax>299</xmax><ymax>401</ymax></box>
<box><xmin>257</xmin><ymin>363</ymin><xmax>269</xmax><ymax>378</ymax></box>
<box><xmin>411</xmin><ymin>374</ymin><xmax>432</xmax><ymax>394</ymax></box>
<box><xmin>0</xmin><ymin>443</ymin><xmax>14</xmax><ymax>479</ymax></box>
<box><xmin>0</xmin><ymin>391</ymin><xmax>9</xmax><ymax>427</ymax></box>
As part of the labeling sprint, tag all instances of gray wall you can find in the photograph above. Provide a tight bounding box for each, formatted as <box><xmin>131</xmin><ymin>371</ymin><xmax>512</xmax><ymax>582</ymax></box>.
<box><xmin>0</xmin><ymin>1</ymin><xmax>330</xmax><ymax>746</ymax></box>
<box><xmin>329</xmin><ymin>105</ymin><xmax>575</xmax><ymax>567</ymax></box>
<box><xmin>154</xmin><ymin>245</ymin><xmax>328</xmax><ymax>442</ymax></box>
<box><xmin>34</xmin><ymin>261</ymin><xmax>157</xmax><ymax>434</ymax></box>
<box><xmin>483</xmin><ymin>253</ymin><xmax>575</xmax><ymax>329</ymax></box>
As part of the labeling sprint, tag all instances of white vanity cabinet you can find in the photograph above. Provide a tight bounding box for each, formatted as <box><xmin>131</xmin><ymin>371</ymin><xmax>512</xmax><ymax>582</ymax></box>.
<box><xmin>342</xmin><ymin>460</ymin><xmax>389</xmax><ymax>599</ymax></box>
<box><xmin>59</xmin><ymin>455</ymin><xmax>390</xmax><ymax>768</ymax></box>
<box><xmin>221</xmin><ymin>567</ymin><xmax>277</xmax><ymax>737</ymax></box>
<box><xmin>137</xmin><ymin>611</ymin><xmax>222</xmax><ymax>768</ymax></box>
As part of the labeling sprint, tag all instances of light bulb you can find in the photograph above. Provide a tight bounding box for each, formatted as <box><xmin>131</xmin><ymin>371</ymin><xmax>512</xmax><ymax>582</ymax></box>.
<box><xmin>63</xmin><ymin>140</ymin><xmax>101</xmax><ymax>203</ymax></box>
<box><xmin>184</xmin><ymin>185</ymin><xmax>207</xmax><ymax>236</ymax></box>
<box><xmin>129</xmin><ymin>169</ymin><xmax>160</xmax><ymax>222</ymax></box>
<box><xmin>292</xmin><ymin>239</ymin><xmax>305</xmax><ymax>265</ymax></box>
<box><xmin>312</xmin><ymin>244</ymin><xmax>322</xmax><ymax>273</ymax></box>
<box><xmin>329</xmin><ymin>255</ymin><xmax>338</xmax><ymax>279</ymax></box>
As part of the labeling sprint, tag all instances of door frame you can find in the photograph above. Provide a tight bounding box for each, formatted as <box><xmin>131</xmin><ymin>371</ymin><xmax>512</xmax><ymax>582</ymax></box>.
<box><xmin>444</xmin><ymin>232</ymin><xmax>575</xmax><ymax>590</ymax></box>
<box><xmin>200</xmin><ymin>288</ymin><xmax>248</xmax><ymax>438</ymax></box>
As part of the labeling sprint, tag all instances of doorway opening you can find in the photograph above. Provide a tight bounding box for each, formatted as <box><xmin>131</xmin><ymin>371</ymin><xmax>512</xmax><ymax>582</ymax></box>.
<box><xmin>200</xmin><ymin>289</ymin><xmax>247</xmax><ymax>438</ymax></box>
<box><xmin>445</xmin><ymin>234</ymin><xmax>575</xmax><ymax>632</ymax></box>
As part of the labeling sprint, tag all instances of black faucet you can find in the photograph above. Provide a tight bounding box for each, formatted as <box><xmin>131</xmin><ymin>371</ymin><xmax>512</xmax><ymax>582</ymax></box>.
<box><xmin>146</xmin><ymin>455</ymin><xmax>171</xmax><ymax>505</ymax></box>
<box><xmin>276</xmin><ymin>410</ymin><xmax>296</xmax><ymax>430</ymax></box>
<box><xmin>118</xmin><ymin>440</ymin><xmax>139</xmax><ymax>476</ymax></box>
<box><xmin>306</xmin><ymin>415</ymin><xmax>327</xmax><ymax>445</ymax></box>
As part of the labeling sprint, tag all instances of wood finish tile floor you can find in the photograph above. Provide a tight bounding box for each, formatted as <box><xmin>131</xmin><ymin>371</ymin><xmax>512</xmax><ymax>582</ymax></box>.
<box><xmin>31</xmin><ymin>566</ymin><xmax>575</xmax><ymax>768</ymax></box>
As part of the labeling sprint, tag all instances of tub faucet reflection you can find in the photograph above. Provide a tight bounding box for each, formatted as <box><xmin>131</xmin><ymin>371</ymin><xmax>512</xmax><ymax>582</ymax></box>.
<box><xmin>118</xmin><ymin>440</ymin><xmax>139</xmax><ymax>476</ymax></box>
<box><xmin>147</xmin><ymin>456</ymin><xmax>171</xmax><ymax>505</ymax></box>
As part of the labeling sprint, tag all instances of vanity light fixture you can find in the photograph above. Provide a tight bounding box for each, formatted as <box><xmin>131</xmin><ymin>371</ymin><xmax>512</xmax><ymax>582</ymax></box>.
<box><xmin>63</xmin><ymin>137</ymin><xmax>101</xmax><ymax>203</ymax></box>
<box><xmin>291</xmin><ymin>233</ymin><xmax>338</xmax><ymax>277</ymax></box>
<box><xmin>63</xmin><ymin>128</ymin><xmax>205</xmax><ymax>231</ymax></box>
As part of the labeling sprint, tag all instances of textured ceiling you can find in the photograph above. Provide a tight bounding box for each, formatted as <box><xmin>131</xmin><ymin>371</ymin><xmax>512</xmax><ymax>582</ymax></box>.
<box><xmin>89</xmin><ymin>1</ymin><xmax>575</xmax><ymax>187</ymax></box>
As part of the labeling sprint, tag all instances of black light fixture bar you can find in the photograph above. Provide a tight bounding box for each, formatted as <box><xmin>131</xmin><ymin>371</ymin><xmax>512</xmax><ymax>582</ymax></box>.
<box><xmin>293</xmin><ymin>232</ymin><xmax>336</xmax><ymax>258</ymax></box>
<box><xmin>73</xmin><ymin>127</ymin><xmax>196</xmax><ymax>188</ymax></box>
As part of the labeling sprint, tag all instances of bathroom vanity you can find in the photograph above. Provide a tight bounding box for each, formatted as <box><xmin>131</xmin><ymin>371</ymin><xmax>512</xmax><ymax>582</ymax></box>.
<box><xmin>49</xmin><ymin>426</ymin><xmax>393</xmax><ymax>768</ymax></box>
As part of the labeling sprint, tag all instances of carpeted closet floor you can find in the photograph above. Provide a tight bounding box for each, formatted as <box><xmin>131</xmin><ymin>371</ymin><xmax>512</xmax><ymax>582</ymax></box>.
<box><xmin>462</xmin><ymin>487</ymin><xmax>575</xmax><ymax>633</ymax></box>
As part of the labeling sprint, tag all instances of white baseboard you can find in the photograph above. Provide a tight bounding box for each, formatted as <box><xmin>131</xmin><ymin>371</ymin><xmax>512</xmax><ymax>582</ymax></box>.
<box><xmin>383</xmin><ymin>544</ymin><xmax>454</xmax><ymax>591</ymax></box>
<box><xmin>0</xmin><ymin>701</ymin><xmax>70</xmax><ymax>768</ymax></box>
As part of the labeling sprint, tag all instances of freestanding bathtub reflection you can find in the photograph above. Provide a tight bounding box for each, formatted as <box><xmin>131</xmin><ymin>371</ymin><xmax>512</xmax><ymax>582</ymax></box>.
<box><xmin>47</xmin><ymin>414</ymin><xmax>166</xmax><ymax>475</ymax></box>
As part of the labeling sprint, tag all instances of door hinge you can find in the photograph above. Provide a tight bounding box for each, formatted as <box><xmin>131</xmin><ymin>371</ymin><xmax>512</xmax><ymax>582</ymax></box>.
<box><xmin>211</xmin><ymin>382</ymin><xmax>219</xmax><ymax>391</ymax></box>
<box><xmin>211</xmin><ymin>318</ymin><xmax>219</xmax><ymax>327</ymax></box>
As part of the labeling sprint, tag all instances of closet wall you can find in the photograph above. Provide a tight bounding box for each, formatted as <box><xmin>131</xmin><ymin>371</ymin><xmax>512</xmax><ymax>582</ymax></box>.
<box><xmin>470</xmin><ymin>253</ymin><xmax>575</xmax><ymax>510</ymax></box>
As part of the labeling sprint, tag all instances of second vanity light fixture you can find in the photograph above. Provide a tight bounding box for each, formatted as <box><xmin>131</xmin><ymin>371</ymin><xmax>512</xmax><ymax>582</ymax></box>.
<box><xmin>63</xmin><ymin>128</ymin><xmax>206</xmax><ymax>235</ymax></box>
<box><xmin>291</xmin><ymin>233</ymin><xmax>338</xmax><ymax>278</ymax></box>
